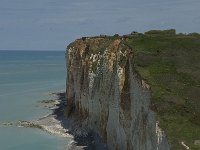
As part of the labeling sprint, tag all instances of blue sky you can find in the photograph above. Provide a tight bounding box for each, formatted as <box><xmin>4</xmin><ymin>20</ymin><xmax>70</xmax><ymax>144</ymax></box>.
<box><xmin>0</xmin><ymin>0</ymin><xmax>200</xmax><ymax>50</ymax></box>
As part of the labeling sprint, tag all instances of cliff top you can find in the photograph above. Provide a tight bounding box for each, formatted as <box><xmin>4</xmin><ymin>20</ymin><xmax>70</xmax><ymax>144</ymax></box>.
<box><xmin>67</xmin><ymin>29</ymin><xmax>200</xmax><ymax>150</ymax></box>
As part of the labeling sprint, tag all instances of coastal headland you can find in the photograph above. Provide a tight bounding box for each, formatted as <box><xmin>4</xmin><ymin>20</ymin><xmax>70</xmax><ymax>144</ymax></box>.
<box><xmin>64</xmin><ymin>30</ymin><xmax>200</xmax><ymax>150</ymax></box>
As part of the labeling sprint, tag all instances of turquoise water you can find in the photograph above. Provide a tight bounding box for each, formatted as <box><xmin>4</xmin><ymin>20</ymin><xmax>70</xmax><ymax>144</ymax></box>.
<box><xmin>0</xmin><ymin>50</ymin><xmax>69</xmax><ymax>150</ymax></box>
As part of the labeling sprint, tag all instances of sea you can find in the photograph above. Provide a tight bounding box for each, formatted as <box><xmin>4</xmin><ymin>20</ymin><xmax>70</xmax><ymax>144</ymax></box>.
<box><xmin>0</xmin><ymin>50</ymin><xmax>70</xmax><ymax>150</ymax></box>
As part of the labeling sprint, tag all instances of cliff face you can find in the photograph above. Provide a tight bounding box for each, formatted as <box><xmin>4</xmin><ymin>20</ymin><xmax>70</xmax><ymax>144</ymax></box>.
<box><xmin>65</xmin><ymin>37</ymin><xmax>170</xmax><ymax>150</ymax></box>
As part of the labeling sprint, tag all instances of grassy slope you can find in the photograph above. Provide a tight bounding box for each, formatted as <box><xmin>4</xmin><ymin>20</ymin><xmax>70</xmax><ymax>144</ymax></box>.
<box><xmin>124</xmin><ymin>30</ymin><xmax>200</xmax><ymax>150</ymax></box>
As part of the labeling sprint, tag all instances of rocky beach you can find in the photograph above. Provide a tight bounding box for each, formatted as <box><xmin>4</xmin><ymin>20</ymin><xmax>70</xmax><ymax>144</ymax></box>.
<box><xmin>1</xmin><ymin>92</ymin><xmax>107</xmax><ymax>150</ymax></box>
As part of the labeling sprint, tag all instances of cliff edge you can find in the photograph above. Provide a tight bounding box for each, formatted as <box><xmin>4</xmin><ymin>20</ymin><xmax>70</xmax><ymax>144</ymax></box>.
<box><xmin>65</xmin><ymin>30</ymin><xmax>200</xmax><ymax>150</ymax></box>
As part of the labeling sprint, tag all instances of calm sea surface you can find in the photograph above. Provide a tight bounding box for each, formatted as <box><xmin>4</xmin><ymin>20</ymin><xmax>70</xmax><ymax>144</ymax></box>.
<box><xmin>0</xmin><ymin>50</ymin><xmax>70</xmax><ymax>150</ymax></box>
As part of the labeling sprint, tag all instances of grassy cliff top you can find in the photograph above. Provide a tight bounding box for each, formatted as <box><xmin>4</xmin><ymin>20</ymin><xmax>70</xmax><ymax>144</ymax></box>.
<box><xmin>124</xmin><ymin>30</ymin><xmax>200</xmax><ymax>150</ymax></box>
<box><xmin>68</xmin><ymin>29</ymin><xmax>200</xmax><ymax>149</ymax></box>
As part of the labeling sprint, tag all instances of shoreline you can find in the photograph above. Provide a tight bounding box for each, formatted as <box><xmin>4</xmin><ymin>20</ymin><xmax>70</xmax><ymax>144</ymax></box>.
<box><xmin>0</xmin><ymin>92</ymin><xmax>107</xmax><ymax>150</ymax></box>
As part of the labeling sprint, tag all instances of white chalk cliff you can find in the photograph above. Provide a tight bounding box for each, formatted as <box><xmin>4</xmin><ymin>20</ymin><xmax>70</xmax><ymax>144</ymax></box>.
<box><xmin>65</xmin><ymin>37</ymin><xmax>170</xmax><ymax>150</ymax></box>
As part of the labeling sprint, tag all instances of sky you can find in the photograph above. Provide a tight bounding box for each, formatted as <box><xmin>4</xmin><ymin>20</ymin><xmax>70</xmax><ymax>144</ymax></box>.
<box><xmin>0</xmin><ymin>0</ymin><xmax>200</xmax><ymax>51</ymax></box>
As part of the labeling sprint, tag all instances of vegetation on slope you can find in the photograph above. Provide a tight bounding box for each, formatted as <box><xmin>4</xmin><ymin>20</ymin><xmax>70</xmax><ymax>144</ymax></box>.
<box><xmin>71</xmin><ymin>30</ymin><xmax>200</xmax><ymax>149</ymax></box>
<box><xmin>124</xmin><ymin>30</ymin><xmax>200</xmax><ymax>150</ymax></box>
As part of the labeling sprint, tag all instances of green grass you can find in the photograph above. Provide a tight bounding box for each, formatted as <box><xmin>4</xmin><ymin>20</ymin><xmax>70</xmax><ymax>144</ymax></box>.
<box><xmin>124</xmin><ymin>30</ymin><xmax>200</xmax><ymax>150</ymax></box>
<box><xmin>71</xmin><ymin>31</ymin><xmax>200</xmax><ymax>149</ymax></box>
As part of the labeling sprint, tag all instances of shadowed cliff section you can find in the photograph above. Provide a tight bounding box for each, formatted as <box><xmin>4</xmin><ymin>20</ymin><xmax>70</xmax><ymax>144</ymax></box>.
<box><xmin>65</xmin><ymin>30</ymin><xmax>200</xmax><ymax>150</ymax></box>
